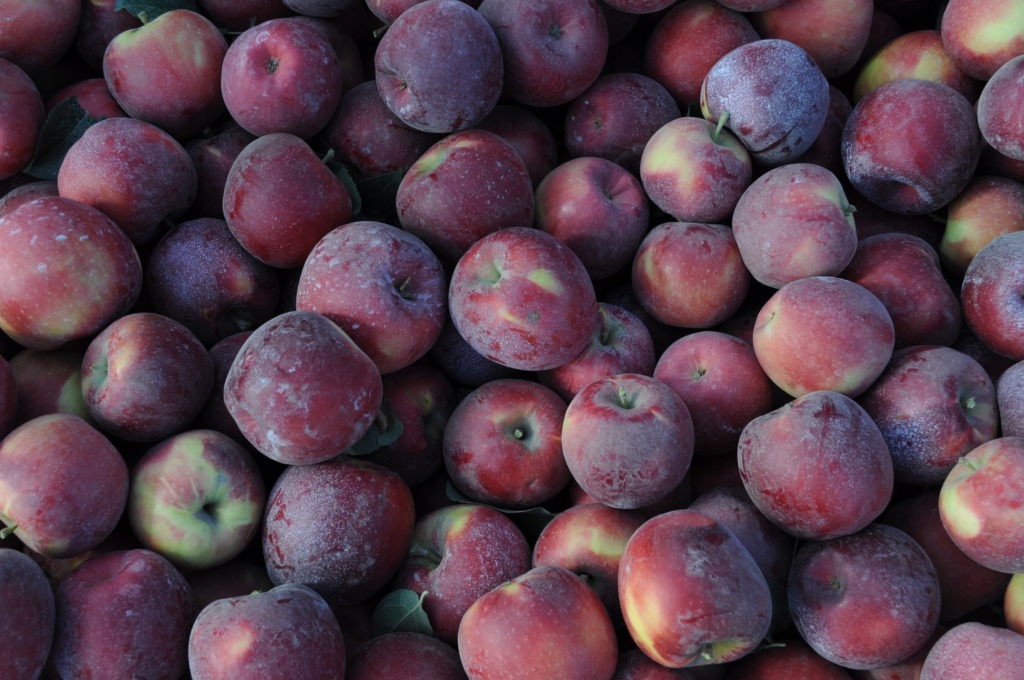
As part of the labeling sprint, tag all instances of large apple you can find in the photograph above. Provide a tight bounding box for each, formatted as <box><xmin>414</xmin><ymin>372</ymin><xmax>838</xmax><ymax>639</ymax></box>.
<box><xmin>0</xmin><ymin>548</ymin><xmax>55</xmax><ymax>680</ymax></box>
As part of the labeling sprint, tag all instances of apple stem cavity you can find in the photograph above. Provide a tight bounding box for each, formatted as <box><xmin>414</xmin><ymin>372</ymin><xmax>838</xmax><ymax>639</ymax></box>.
<box><xmin>616</xmin><ymin>385</ymin><xmax>635</xmax><ymax>410</ymax></box>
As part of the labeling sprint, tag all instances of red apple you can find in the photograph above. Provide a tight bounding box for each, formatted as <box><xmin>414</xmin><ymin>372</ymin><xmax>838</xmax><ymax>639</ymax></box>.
<box><xmin>998</xmin><ymin>360</ymin><xmax>1024</xmax><ymax>437</ymax></box>
<box><xmin>0</xmin><ymin>57</ymin><xmax>44</xmax><ymax>181</ymax></box>
<box><xmin>0</xmin><ymin>547</ymin><xmax>55</xmax><ymax>680</ymax></box>
<box><xmin>852</xmin><ymin>29</ymin><xmax>979</xmax><ymax>104</ymax></box>
<box><xmin>919</xmin><ymin>621</ymin><xmax>1024</xmax><ymax>679</ymax></box>
<box><xmin>458</xmin><ymin>565</ymin><xmax>619</xmax><ymax>680</ymax></box>
<box><xmin>347</xmin><ymin>632</ymin><xmax>465</xmax><ymax>680</ymax></box>
<box><xmin>940</xmin><ymin>175</ymin><xmax>1024</xmax><ymax>276</ymax></box>
<box><xmin>960</xmin><ymin>230</ymin><xmax>1024</xmax><ymax>360</ymax></box>
<box><xmin>0</xmin><ymin>0</ymin><xmax>80</xmax><ymax>72</ymax></box>
<box><xmin>940</xmin><ymin>0</ymin><xmax>1024</xmax><ymax>81</ymax></box>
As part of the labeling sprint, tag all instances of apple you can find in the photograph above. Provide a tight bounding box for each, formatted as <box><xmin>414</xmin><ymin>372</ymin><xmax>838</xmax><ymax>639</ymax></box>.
<box><xmin>0</xmin><ymin>57</ymin><xmax>44</xmax><ymax>181</ymax></box>
<box><xmin>738</xmin><ymin>390</ymin><xmax>894</xmax><ymax>541</ymax></box>
<box><xmin>919</xmin><ymin>621</ymin><xmax>1024</xmax><ymax>679</ymax></box>
<box><xmin>960</xmin><ymin>230</ymin><xmax>1024</xmax><ymax>360</ymax></box>
<box><xmin>535</xmin><ymin>156</ymin><xmax>649</xmax><ymax>281</ymax></box>
<box><xmin>724</xmin><ymin>638</ymin><xmax>854</xmax><ymax>679</ymax></box>
<box><xmin>731</xmin><ymin>162</ymin><xmax>858</xmax><ymax>289</ymax></box>
<box><xmin>940</xmin><ymin>175</ymin><xmax>1024</xmax><ymax>277</ymax></box>
<box><xmin>46</xmin><ymin>76</ymin><xmax>127</xmax><ymax>120</ymax></box>
<box><xmin>185</xmin><ymin>123</ymin><xmax>258</xmax><ymax>220</ymax></box>
<box><xmin>0</xmin><ymin>178</ymin><xmax>57</xmax><ymax>218</ymax></box>
<box><xmin>750</xmin><ymin>0</ymin><xmax>874</xmax><ymax>79</ymax></box>
<box><xmin>478</xmin><ymin>0</ymin><xmax>608</xmax><ymax>108</ymax></box>
<box><xmin>458</xmin><ymin>565</ymin><xmax>619</xmax><ymax>680</ymax></box>
<box><xmin>262</xmin><ymin>456</ymin><xmax>415</xmax><ymax>605</ymax></box>
<box><xmin>0</xmin><ymin>547</ymin><xmax>55</xmax><ymax>680</ymax></box>
<box><xmin>639</xmin><ymin>115</ymin><xmax>753</xmax><ymax>226</ymax></box>
<box><xmin>842</xmin><ymin>233</ymin><xmax>963</xmax><ymax>349</ymax></box>
<box><xmin>447</xmin><ymin>226</ymin><xmax>598</xmax><ymax>372</ymax></box>
<box><xmin>396</xmin><ymin>129</ymin><xmax>534</xmax><ymax>264</ymax></box>
<box><xmin>978</xmin><ymin>54</ymin><xmax>1024</xmax><ymax>163</ymax></box>
<box><xmin>391</xmin><ymin>502</ymin><xmax>532</xmax><ymax>642</ymax></box>
<box><xmin>940</xmin><ymin>0</ymin><xmax>1024</xmax><ymax>81</ymax></box>
<box><xmin>57</xmin><ymin>116</ymin><xmax>198</xmax><ymax>245</ymax></box>
<box><xmin>998</xmin><ymin>360</ymin><xmax>1024</xmax><ymax>437</ymax></box>
<box><xmin>788</xmin><ymin>524</ymin><xmax>941</xmax><ymax>670</ymax></box>
<box><xmin>197</xmin><ymin>0</ymin><xmax>292</xmax><ymax>31</ymax></box>
<box><xmin>8</xmin><ymin>347</ymin><xmax>90</xmax><ymax>426</ymax></box>
<box><xmin>296</xmin><ymin>220</ymin><xmax>447</xmax><ymax>375</ymax></box>
<box><xmin>643</xmin><ymin>0</ymin><xmax>759</xmax><ymax>108</ymax></box>
<box><xmin>51</xmin><ymin>548</ymin><xmax>194</xmax><ymax>680</ymax></box>
<box><xmin>858</xmin><ymin>345</ymin><xmax>999</xmax><ymax>486</ymax></box>
<box><xmin>653</xmin><ymin>330</ymin><xmax>774</xmax><ymax>457</ymax></box>
<box><xmin>0</xmin><ymin>0</ymin><xmax>81</xmax><ymax>73</ymax></box>
<box><xmin>224</xmin><ymin>310</ymin><xmax>383</xmax><ymax>466</ymax></box>
<box><xmin>188</xmin><ymin>582</ymin><xmax>346</xmax><ymax>680</ymax></box>
<box><xmin>374</xmin><ymin>0</ymin><xmax>503</xmax><ymax>134</ymax></box>
<box><xmin>939</xmin><ymin>436</ymin><xmax>1024</xmax><ymax>573</ymax></box>
<box><xmin>128</xmin><ymin>428</ymin><xmax>265</xmax><ymax>571</ymax></box>
<box><xmin>428</xmin><ymin>316</ymin><xmax>522</xmax><ymax>389</ymax></box>
<box><xmin>347</xmin><ymin>632</ymin><xmax>465</xmax><ymax>680</ymax></box>
<box><xmin>532</xmin><ymin>502</ymin><xmax>645</xmax><ymax>624</ymax></box>
<box><xmin>81</xmin><ymin>312</ymin><xmax>215</xmax><ymax>443</ymax></box>
<box><xmin>146</xmin><ymin>217</ymin><xmax>281</xmax><ymax>347</ymax></box>
<box><xmin>0</xmin><ymin>413</ymin><xmax>128</xmax><ymax>558</ymax></box>
<box><xmin>475</xmin><ymin>103</ymin><xmax>560</xmax><ymax>186</ymax></box>
<box><xmin>851</xmin><ymin>29</ymin><xmax>980</xmax><ymax>104</ymax></box>
<box><xmin>841</xmin><ymin>78</ymin><xmax>981</xmax><ymax>216</ymax></box>
<box><xmin>192</xmin><ymin>331</ymin><xmax>251</xmax><ymax>443</ymax></box>
<box><xmin>562</xmin><ymin>372</ymin><xmax>694</xmax><ymax>509</ymax></box>
<box><xmin>631</xmin><ymin>221</ymin><xmax>751</xmax><ymax>329</ymax></box>
<box><xmin>884</xmin><ymin>489</ymin><xmax>1011</xmax><ymax>622</ymax></box>
<box><xmin>537</xmin><ymin>302</ymin><xmax>656</xmax><ymax>402</ymax></box>
<box><xmin>443</xmin><ymin>377</ymin><xmax>571</xmax><ymax>509</ymax></box>
<box><xmin>751</xmin><ymin>276</ymin><xmax>895</xmax><ymax>398</ymax></box>
<box><xmin>700</xmin><ymin>38</ymin><xmax>831</xmax><ymax>166</ymax></box>
<box><xmin>220</xmin><ymin>16</ymin><xmax>343</xmax><ymax>138</ymax></box>
<box><xmin>1007</xmin><ymin>573</ymin><xmax>1024</xmax><ymax>635</ymax></box>
<box><xmin>75</xmin><ymin>0</ymin><xmax>142</xmax><ymax>70</ymax></box>
<box><xmin>186</xmin><ymin>555</ymin><xmax>274</xmax><ymax>613</ymax></box>
<box><xmin>222</xmin><ymin>132</ymin><xmax>353</xmax><ymax>269</ymax></box>
<box><xmin>792</xmin><ymin>84</ymin><xmax>854</xmax><ymax>179</ymax></box>
<box><xmin>619</xmin><ymin>508</ymin><xmax>773</xmax><ymax>667</ymax></box>
<box><xmin>102</xmin><ymin>9</ymin><xmax>227</xmax><ymax>140</ymax></box>
<box><xmin>563</xmin><ymin>72</ymin><xmax>681</xmax><ymax>174</ymax></box>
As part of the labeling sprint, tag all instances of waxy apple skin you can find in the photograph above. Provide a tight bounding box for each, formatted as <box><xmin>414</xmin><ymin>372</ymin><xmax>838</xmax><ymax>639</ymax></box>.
<box><xmin>0</xmin><ymin>548</ymin><xmax>55</xmax><ymax>680</ymax></box>
<box><xmin>0</xmin><ymin>413</ymin><xmax>129</xmax><ymax>559</ymax></box>
<box><xmin>619</xmin><ymin>508</ymin><xmax>773</xmax><ymax>668</ymax></box>
<box><xmin>0</xmin><ymin>57</ymin><xmax>44</xmax><ymax>181</ymax></box>
<box><xmin>919</xmin><ymin>621</ymin><xmax>1024</xmax><ymax>679</ymax></box>
<box><xmin>960</xmin><ymin>230</ymin><xmax>1024</xmax><ymax>361</ymax></box>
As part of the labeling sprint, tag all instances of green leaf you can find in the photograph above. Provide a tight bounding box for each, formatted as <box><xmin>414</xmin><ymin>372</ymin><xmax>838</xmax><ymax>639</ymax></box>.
<box><xmin>24</xmin><ymin>98</ymin><xmax>102</xmax><ymax>181</ymax></box>
<box><xmin>328</xmin><ymin>160</ymin><xmax>362</xmax><ymax>217</ymax></box>
<box><xmin>115</xmin><ymin>0</ymin><xmax>198</xmax><ymax>21</ymax></box>
<box><xmin>345</xmin><ymin>405</ymin><xmax>404</xmax><ymax>456</ymax></box>
<box><xmin>370</xmin><ymin>589</ymin><xmax>432</xmax><ymax>637</ymax></box>
<box><xmin>354</xmin><ymin>170</ymin><xmax>404</xmax><ymax>222</ymax></box>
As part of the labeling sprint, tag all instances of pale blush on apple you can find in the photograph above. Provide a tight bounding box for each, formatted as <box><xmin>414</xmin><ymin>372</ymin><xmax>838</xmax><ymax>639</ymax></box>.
<box><xmin>375</xmin><ymin>0</ymin><xmax>503</xmax><ymax>133</ymax></box>
<box><xmin>700</xmin><ymin>38</ymin><xmax>831</xmax><ymax>166</ymax></box>
<box><xmin>562</xmin><ymin>373</ymin><xmax>694</xmax><ymax>509</ymax></box>
<box><xmin>851</xmin><ymin>29</ymin><xmax>979</xmax><ymax>104</ymax></box>
<box><xmin>447</xmin><ymin>227</ymin><xmax>598</xmax><ymax>372</ymax></box>
<box><xmin>52</xmin><ymin>549</ymin><xmax>194</xmax><ymax>680</ymax></box>
<box><xmin>188</xmin><ymin>583</ymin><xmax>347</xmax><ymax>680</ymax></box>
<box><xmin>224</xmin><ymin>311</ymin><xmax>382</xmax><ymax>466</ymax></box>
<box><xmin>397</xmin><ymin>129</ymin><xmax>534</xmax><ymax>264</ymax></box>
<box><xmin>391</xmin><ymin>502</ymin><xmax>532</xmax><ymax>642</ymax></box>
<box><xmin>940</xmin><ymin>175</ymin><xmax>1024</xmax><ymax>277</ymax></box>
<box><xmin>8</xmin><ymin>347</ymin><xmax>90</xmax><ymax>426</ymax></box>
<box><xmin>443</xmin><ymin>377</ymin><xmax>571</xmax><ymax>509</ymax></box>
<box><xmin>939</xmin><ymin>436</ymin><xmax>1024</xmax><ymax>573</ymax></box>
<box><xmin>128</xmin><ymin>429</ymin><xmax>266</xmax><ymax>571</ymax></box>
<box><xmin>752</xmin><ymin>276</ymin><xmax>895</xmax><ymax>398</ymax></box>
<box><xmin>631</xmin><ymin>221</ymin><xmax>751</xmax><ymax>329</ymax></box>
<box><xmin>458</xmin><ymin>565</ymin><xmax>619</xmax><ymax>680</ymax></box>
<box><xmin>787</xmin><ymin>524</ymin><xmax>941</xmax><ymax>670</ymax></box>
<box><xmin>738</xmin><ymin>390</ymin><xmax>894</xmax><ymax>541</ymax></box>
<box><xmin>0</xmin><ymin>413</ymin><xmax>128</xmax><ymax>559</ymax></box>
<box><xmin>534</xmin><ymin>156</ymin><xmax>650</xmax><ymax>281</ymax></box>
<box><xmin>842</xmin><ymin>233</ymin><xmax>963</xmax><ymax>349</ymax></box>
<box><xmin>940</xmin><ymin>0</ymin><xmax>1024</xmax><ymax>81</ymax></box>
<box><xmin>654</xmin><ymin>331</ymin><xmax>774</xmax><ymax>457</ymax></box>
<box><xmin>731</xmin><ymin>162</ymin><xmax>857</xmax><ymax>289</ymax></box>
<box><xmin>1007</xmin><ymin>573</ymin><xmax>1024</xmax><ymax>635</ymax></box>
<box><xmin>619</xmin><ymin>509</ymin><xmax>773</xmax><ymax>668</ymax></box>
<box><xmin>639</xmin><ymin>116</ymin><xmax>753</xmax><ymax>225</ymax></box>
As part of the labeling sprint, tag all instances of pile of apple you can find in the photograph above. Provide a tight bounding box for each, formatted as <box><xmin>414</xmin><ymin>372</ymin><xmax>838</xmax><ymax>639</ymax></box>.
<box><xmin>3</xmin><ymin>0</ymin><xmax>1024</xmax><ymax>677</ymax></box>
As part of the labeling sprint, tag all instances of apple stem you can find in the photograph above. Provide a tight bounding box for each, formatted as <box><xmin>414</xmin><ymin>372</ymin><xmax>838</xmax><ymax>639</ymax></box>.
<box><xmin>713</xmin><ymin>111</ymin><xmax>730</xmax><ymax>143</ymax></box>
<box><xmin>0</xmin><ymin>523</ymin><xmax>16</xmax><ymax>540</ymax></box>
<box><xmin>616</xmin><ymin>385</ymin><xmax>635</xmax><ymax>409</ymax></box>
<box><xmin>320</xmin><ymin>148</ymin><xmax>336</xmax><ymax>166</ymax></box>
<box><xmin>961</xmin><ymin>395</ymin><xmax>976</xmax><ymax>410</ymax></box>
<box><xmin>138</xmin><ymin>11</ymin><xmax>151</xmax><ymax>24</ymax></box>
